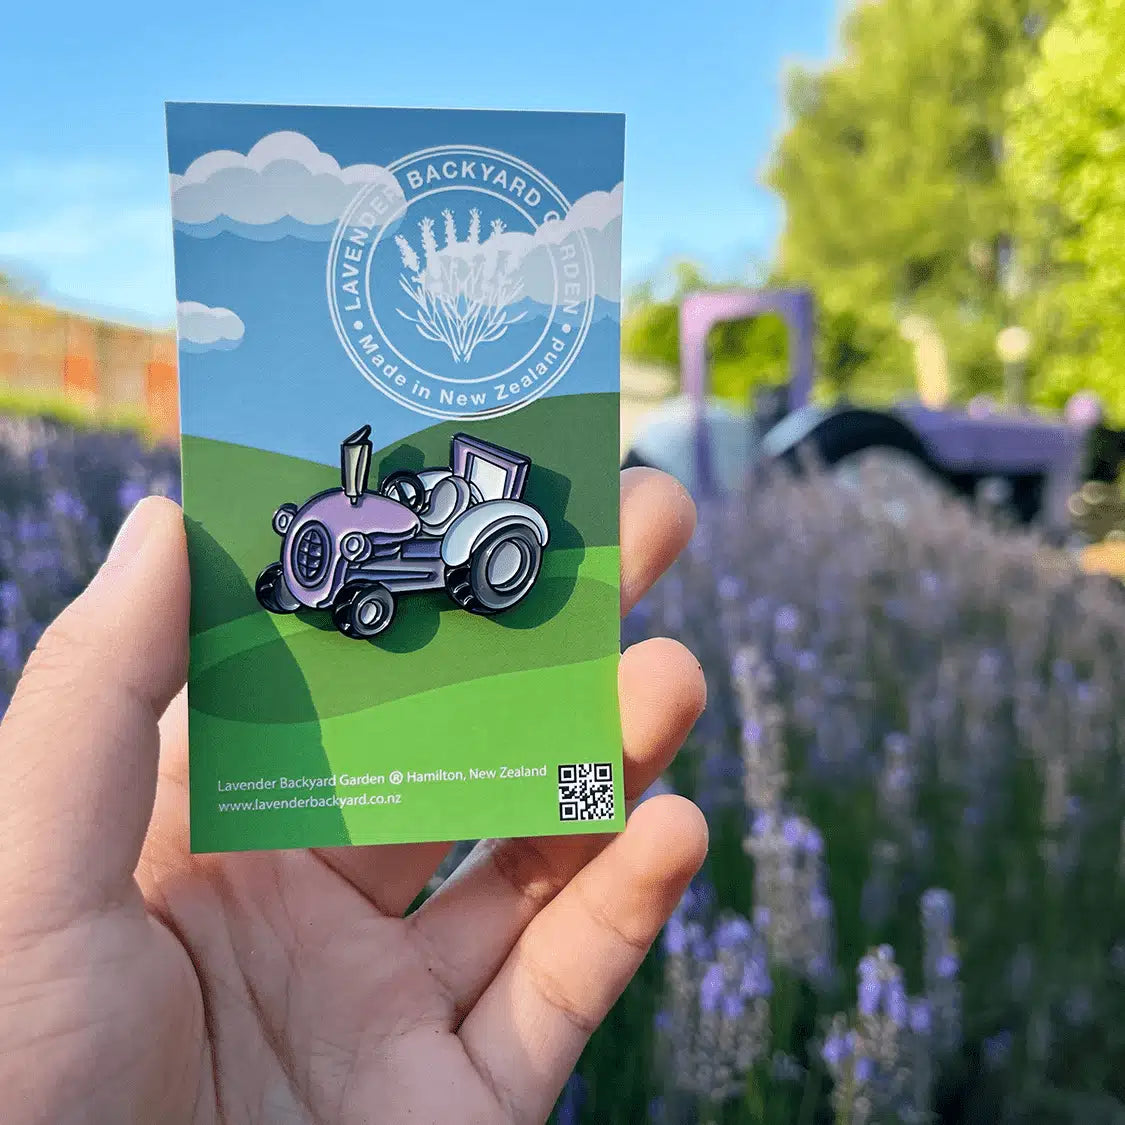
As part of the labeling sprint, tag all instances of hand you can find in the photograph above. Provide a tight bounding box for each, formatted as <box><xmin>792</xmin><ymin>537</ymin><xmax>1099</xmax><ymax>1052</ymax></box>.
<box><xmin>0</xmin><ymin>468</ymin><xmax>707</xmax><ymax>1125</ymax></box>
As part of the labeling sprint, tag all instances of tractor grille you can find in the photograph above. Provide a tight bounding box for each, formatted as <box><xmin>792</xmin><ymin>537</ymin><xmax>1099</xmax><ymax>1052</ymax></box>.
<box><xmin>292</xmin><ymin>522</ymin><xmax>330</xmax><ymax>586</ymax></box>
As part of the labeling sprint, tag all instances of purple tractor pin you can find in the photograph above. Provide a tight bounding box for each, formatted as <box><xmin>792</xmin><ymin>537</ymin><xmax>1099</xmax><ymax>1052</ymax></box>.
<box><xmin>255</xmin><ymin>427</ymin><xmax>550</xmax><ymax>639</ymax></box>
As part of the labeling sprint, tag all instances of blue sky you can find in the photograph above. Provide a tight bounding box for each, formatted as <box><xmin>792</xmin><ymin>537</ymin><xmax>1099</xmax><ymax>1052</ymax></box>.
<box><xmin>0</xmin><ymin>0</ymin><xmax>838</xmax><ymax>327</ymax></box>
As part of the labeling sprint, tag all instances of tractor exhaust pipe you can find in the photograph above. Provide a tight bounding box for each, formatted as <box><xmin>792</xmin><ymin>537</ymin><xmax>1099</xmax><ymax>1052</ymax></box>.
<box><xmin>341</xmin><ymin>425</ymin><xmax>372</xmax><ymax>507</ymax></box>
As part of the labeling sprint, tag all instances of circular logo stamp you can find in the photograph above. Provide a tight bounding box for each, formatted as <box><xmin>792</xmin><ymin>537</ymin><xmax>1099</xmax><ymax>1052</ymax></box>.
<box><xmin>328</xmin><ymin>145</ymin><xmax>595</xmax><ymax>420</ymax></box>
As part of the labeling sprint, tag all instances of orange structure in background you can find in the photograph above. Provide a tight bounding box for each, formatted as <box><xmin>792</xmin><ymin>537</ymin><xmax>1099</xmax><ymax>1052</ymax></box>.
<box><xmin>0</xmin><ymin>296</ymin><xmax>179</xmax><ymax>443</ymax></box>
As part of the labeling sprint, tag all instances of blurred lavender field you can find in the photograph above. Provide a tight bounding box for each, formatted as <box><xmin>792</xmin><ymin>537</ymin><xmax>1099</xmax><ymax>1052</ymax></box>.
<box><xmin>573</xmin><ymin>456</ymin><xmax>1125</xmax><ymax>1125</ymax></box>
<box><xmin>0</xmin><ymin>416</ymin><xmax>179</xmax><ymax>713</ymax></box>
<box><xmin>1</xmin><ymin>413</ymin><xmax>1123</xmax><ymax>1122</ymax></box>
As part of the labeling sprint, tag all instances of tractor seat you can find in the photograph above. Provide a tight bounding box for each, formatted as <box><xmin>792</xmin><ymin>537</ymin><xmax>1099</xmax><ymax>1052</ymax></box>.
<box><xmin>418</xmin><ymin>475</ymin><xmax>473</xmax><ymax>535</ymax></box>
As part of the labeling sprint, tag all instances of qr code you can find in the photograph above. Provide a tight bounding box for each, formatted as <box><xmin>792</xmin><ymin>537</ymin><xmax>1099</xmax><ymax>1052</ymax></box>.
<box><xmin>557</xmin><ymin>762</ymin><xmax>616</xmax><ymax>822</ymax></box>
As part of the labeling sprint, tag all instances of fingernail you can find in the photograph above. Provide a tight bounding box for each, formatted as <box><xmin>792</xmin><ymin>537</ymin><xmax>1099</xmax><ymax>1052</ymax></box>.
<box><xmin>105</xmin><ymin>498</ymin><xmax>153</xmax><ymax>569</ymax></box>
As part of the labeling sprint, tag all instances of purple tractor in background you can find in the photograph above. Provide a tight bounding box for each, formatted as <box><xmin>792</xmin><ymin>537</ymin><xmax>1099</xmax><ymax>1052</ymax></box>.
<box><xmin>624</xmin><ymin>287</ymin><xmax>1125</xmax><ymax>540</ymax></box>
<box><xmin>256</xmin><ymin>427</ymin><xmax>549</xmax><ymax>639</ymax></box>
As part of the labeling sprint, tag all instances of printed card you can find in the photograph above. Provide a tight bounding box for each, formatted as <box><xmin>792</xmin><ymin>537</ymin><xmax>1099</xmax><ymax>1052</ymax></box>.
<box><xmin>166</xmin><ymin>103</ymin><xmax>625</xmax><ymax>852</ymax></box>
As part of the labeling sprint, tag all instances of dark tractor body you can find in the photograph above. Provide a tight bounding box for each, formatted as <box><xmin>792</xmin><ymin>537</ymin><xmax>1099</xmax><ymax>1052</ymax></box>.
<box><xmin>256</xmin><ymin>428</ymin><xmax>549</xmax><ymax>639</ymax></box>
<box><xmin>623</xmin><ymin>287</ymin><xmax>1124</xmax><ymax>539</ymax></box>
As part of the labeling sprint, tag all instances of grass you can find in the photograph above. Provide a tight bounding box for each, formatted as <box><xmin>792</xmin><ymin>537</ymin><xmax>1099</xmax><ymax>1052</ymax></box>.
<box><xmin>190</xmin><ymin>652</ymin><xmax>622</xmax><ymax>851</ymax></box>
<box><xmin>190</xmin><ymin>546</ymin><xmax>617</xmax><ymax>722</ymax></box>
<box><xmin>180</xmin><ymin>398</ymin><xmax>623</xmax><ymax>852</ymax></box>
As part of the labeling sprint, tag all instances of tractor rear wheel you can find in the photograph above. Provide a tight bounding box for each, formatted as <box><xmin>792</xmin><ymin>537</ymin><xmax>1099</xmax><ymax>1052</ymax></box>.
<box><xmin>448</xmin><ymin>525</ymin><xmax>542</xmax><ymax>614</ymax></box>
<box><xmin>332</xmin><ymin>581</ymin><xmax>396</xmax><ymax>639</ymax></box>
<box><xmin>256</xmin><ymin>562</ymin><xmax>300</xmax><ymax>614</ymax></box>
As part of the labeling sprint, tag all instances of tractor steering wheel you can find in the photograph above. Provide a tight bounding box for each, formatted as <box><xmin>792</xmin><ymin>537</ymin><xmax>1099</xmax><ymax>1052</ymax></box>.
<box><xmin>379</xmin><ymin>470</ymin><xmax>427</xmax><ymax>513</ymax></box>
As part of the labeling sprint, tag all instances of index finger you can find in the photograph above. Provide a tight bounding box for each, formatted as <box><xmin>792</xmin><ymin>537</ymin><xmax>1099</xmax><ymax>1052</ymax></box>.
<box><xmin>620</xmin><ymin>467</ymin><xmax>695</xmax><ymax>615</ymax></box>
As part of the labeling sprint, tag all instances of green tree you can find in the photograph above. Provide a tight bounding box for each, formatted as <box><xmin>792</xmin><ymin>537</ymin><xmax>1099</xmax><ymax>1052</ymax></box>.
<box><xmin>1006</xmin><ymin>0</ymin><xmax>1125</xmax><ymax>423</ymax></box>
<box><xmin>621</xmin><ymin>262</ymin><xmax>789</xmax><ymax>407</ymax></box>
<box><xmin>767</xmin><ymin>0</ymin><xmax>1061</xmax><ymax>405</ymax></box>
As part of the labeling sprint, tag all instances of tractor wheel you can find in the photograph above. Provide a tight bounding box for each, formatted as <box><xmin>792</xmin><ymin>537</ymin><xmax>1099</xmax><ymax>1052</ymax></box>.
<box><xmin>448</xmin><ymin>525</ymin><xmax>542</xmax><ymax>615</ymax></box>
<box><xmin>256</xmin><ymin>562</ymin><xmax>300</xmax><ymax>614</ymax></box>
<box><xmin>444</xmin><ymin>565</ymin><xmax>477</xmax><ymax>611</ymax></box>
<box><xmin>332</xmin><ymin>582</ymin><xmax>396</xmax><ymax>639</ymax></box>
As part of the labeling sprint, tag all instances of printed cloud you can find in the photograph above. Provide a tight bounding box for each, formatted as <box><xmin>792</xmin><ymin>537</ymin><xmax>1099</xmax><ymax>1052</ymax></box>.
<box><xmin>171</xmin><ymin>132</ymin><xmax>405</xmax><ymax>238</ymax></box>
<box><xmin>177</xmin><ymin>301</ymin><xmax>245</xmax><ymax>352</ymax></box>
<box><xmin>393</xmin><ymin>183</ymin><xmax>624</xmax><ymax>305</ymax></box>
<box><xmin>536</xmin><ymin>182</ymin><xmax>624</xmax><ymax>246</ymax></box>
<box><xmin>513</xmin><ymin>181</ymin><xmax>623</xmax><ymax>304</ymax></box>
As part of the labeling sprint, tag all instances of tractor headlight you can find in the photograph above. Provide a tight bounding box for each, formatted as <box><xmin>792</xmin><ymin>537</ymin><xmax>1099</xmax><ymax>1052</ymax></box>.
<box><xmin>341</xmin><ymin>531</ymin><xmax>371</xmax><ymax>562</ymax></box>
<box><xmin>272</xmin><ymin>503</ymin><xmax>298</xmax><ymax>535</ymax></box>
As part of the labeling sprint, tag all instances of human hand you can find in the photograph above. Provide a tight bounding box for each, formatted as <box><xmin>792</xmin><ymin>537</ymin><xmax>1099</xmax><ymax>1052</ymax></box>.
<box><xmin>0</xmin><ymin>468</ymin><xmax>706</xmax><ymax>1125</ymax></box>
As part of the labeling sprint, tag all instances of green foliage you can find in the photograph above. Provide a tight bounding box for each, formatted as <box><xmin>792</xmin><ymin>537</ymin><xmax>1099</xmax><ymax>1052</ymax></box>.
<box><xmin>767</xmin><ymin>0</ymin><xmax>1062</xmax><ymax>404</ymax></box>
<box><xmin>0</xmin><ymin>387</ymin><xmax>151</xmax><ymax>438</ymax></box>
<box><xmin>622</xmin><ymin>262</ymin><xmax>789</xmax><ymax>408</ymax></box>
<box><xmin>1005</xmin><ymin>0</ymin><xmax>1125</xmax><ymax>424</ymax></box>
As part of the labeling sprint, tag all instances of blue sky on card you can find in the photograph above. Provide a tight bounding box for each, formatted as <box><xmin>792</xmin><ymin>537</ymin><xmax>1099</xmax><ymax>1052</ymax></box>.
<box><xmin>0</xmin><ymin>0</ymin><xmax>838</xmax><ymax>326</ymax></box>
<box><xmin>169</xmin><ymin>106</ymin><xmax>626</xmax><ymax>460</ymax></box>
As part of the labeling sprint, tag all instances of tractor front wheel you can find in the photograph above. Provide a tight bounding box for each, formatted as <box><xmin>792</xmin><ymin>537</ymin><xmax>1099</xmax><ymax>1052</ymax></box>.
<box><xmin>448</xmin><ymin>525</ymin><xmax>542</xmax><ymax>615</ymax></box>
<box><xmin>332</xmin><ymin>582</ymin><xmax>396</xmax><ymax>639</ymax></box>
<box><xmin>256</xmin><ymin>562</ymin><xmax>300</xmax><ymax>614</ymax></box>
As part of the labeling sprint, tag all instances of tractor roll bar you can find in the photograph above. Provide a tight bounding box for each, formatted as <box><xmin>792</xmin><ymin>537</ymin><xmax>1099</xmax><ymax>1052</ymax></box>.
<box><xmin>678</xmin><ymin>287</ymin><xmax>816</xmax><ymax>495</ymax></box>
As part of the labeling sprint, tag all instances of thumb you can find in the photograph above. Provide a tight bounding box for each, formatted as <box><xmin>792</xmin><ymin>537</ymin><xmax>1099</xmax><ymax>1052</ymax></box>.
<box><xmin>0</xmin><ymin>497</ymin><xmax>188</xmax><ymax>939</ymax></box>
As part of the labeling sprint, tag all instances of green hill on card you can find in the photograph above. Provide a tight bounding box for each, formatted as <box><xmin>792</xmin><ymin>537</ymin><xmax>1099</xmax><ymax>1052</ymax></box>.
<box><xmin>180</xmin><ymin>391</ymin><xmax>622</xmax><ymax>851</ymax></box>
<box><xmin>182</xmin><ymin>389</ymin><xmax>618</xmax><ymax>634</ymax></box>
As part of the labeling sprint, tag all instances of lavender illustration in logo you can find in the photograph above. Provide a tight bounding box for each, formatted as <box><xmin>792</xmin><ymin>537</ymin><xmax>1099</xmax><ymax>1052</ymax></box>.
<box><xmin>394</xmin><ymin>208</ymin><xmax>526</xmax><ymax>363</ymax></box>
